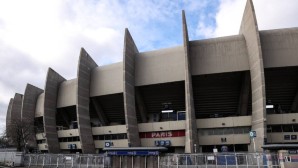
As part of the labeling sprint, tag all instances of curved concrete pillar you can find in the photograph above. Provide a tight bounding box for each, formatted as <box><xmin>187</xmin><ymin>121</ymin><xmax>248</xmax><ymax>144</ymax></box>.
<box><xmin>123</xmin><ymin>28</ymin><xmax>141</xmax><ymax>147</ymax></box>
<box><xmin>44</xmin><ymin>68</ymin><xmax>65</xmax><ymax>153</ymax></box>
<box><xmin>76</xmin><ymin>48</ymin><xmax>97</xmax><ymax>153</ymax></box>
<box><xmin>10</xmin><ymin>93</ymin><xmax>23</xmax><ymax>122</ymax></box>
<box><xmin>6</xmin><ymin>98</ymin><xmax>14</xmax><ymax>137</ymax></box>
<box><xmin>21</xmin><ymin>84</ymin><xmax>43</xmax><ymax>147</ymax></box>
<box><xmin>182</xmin><ymin>10</ymin><xmax>198</xmax><ymax>153</ymax></box>
<box><xmin>239</xmin><ymin>0</ymin><xmax>266</xmax><ymax>152</ymax></box>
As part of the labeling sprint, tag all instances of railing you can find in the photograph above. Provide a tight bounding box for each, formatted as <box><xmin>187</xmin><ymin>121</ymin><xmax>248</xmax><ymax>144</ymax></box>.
<box><xmin>21</xmin><ymin>152</ymin><xmax>282</xmax><ymax>168</ymax></box>
<box><xmin>24</xmin><ymin>154</ymin><xmax>111</xmax><ymax>168</ymax></box>
<box><xmin>159</xmin><ymin>153</ymin><xmax>281</xmax><ymax>168</ymax></box>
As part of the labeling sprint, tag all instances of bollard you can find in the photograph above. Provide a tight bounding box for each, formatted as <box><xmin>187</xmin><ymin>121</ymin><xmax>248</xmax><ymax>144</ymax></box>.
<box><xmin>87</xmin><ymin>156</ymin><xmax>89</xmax><ymax>168</ymax></box>
<box><xmin>71</xmin><ymin>156</ymin><xmax>74</xmax><ymax>168</ymax></box>
<box><xmin>144</xmin><ymin>156</ymin><xmax>146</xmax><ymax>168</ymax></box>
<box><xmin>246</xmin><ymin>155</ymin><xmax>248</xmax><ymax>168</ymax></box>
<box><xmin>56</xmin><ymin>155</ymin><xmax>59</xmax><ymax>168</ymax></box>
<box><xmin>42</xmin><ymin>153</ymin><xmax>45</xmax><ymax>168</ymax></box>
<box><xmin>235</xmin><ymin>153</ymin><xmax>238</xmax><ymax>168</ymax></box>
<box><xmin>28</xmin><ymin>155</ymin><xmax>31</xmax><ymax>168</ymax></box>
<box><xmin>225</xmin><ymin>155</ymin><xmax>227</xmax><ymax>168</ymax></box>
<box><xmin>205</xmin><ymin>155</ymin><xmax>207</xmax><ymax>168</ymax></box>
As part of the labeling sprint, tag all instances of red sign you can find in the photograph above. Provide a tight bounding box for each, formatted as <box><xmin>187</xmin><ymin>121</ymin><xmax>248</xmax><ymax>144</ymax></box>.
<box><xmin>139</xmin><ymin>130</ymin><xmax>185</xmax><ymax>138</ymax></box>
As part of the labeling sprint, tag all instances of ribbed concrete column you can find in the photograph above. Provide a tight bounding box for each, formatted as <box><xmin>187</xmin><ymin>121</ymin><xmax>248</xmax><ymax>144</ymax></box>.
<box><xmin>239</xmin><ymin>0</ymin><xmax>266</xmax><ymax>152</ymax></box>
<box><xmin>6</xmin><ymin>94</ymin><xmax>22</xmax><ymax>141</ymax></box>
<box><xmin>123</xmin><ymin>28</ymin><xmax>141</xmax><ymax>147</ymax></box>
<box><xmin>10</xmin><ymin>93</ymin><xmax>23</xmax><ymax>122</ymax></box>
<box><xmin>6</xmin><ymin>98</ymin><xmax>14</xmax><ymax>137</ymax></box>
<box><xmin>44</xmin><ymin>68</ymin><xmax>65</xmax><ymax>153</ymax></box>
<box><xmin>21</xmin><ymin>84</ymin><xmax>43</xmax><ymax>147</ymax></box>
<box><xmin>182</xmin><ymin>10</ymin><xmax>198</xmax><ymax>153</ymax></box>
<box><xmin>76</xmin><ymin>48</ymin><xmax>97</xmax><ymax>153</ymax></box>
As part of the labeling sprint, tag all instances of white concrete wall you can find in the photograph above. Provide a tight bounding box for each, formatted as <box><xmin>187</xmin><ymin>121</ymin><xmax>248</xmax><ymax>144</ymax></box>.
<box><xmin>197</xmin><ymin>116</ymin><xmax>252</xmax><ymax>128</ymax></box>
<box><xmin>38</xmin><ymin>143</ymin><xmax>48</xmax><ymax>151</ymax></box>
<box><xmin>90</xmin><ymin>63</ymin><xmax>123</xmax><ymax>97</ymax></box>
<box><xmin>36</xmin><ymin>133</ymin><xmax>46</xmax><ymax>140</ymax></box>
<box><xmin>267</xmin><ymin>113</ymin><xmax>298</xmax><ymax>125</ymax></box>
<box><xmin>135</xmin><ymin>46</ymin><xmax>185</xmax><ymax>86</ymax></box>
<box><xmin>138</xmin><ymin>121</ymin><xmax>185</xmax><ymax>132</ymax></box>
<box><xmin>59</xmin><ymin>142</ymin><xmax>81</xmax><ymax>149</ymax></box>
<box><xmin>57</xmin><ymin>79</ymin><xmax>77</xmax><ymax>108</ymax></box>
<box><xmin>35</xmin><ymin>93</ymin><xmax>44</xmax><ymax>117</ymax></box>
<box><xmin>267</xmin><ymin>132</ymin><xmax>298</xmax><ymax>143</ymax></box>
<box><xmin>94</xmin><ymin>139</ymin><xmax>128</xmax><ymax>148</ymax></box>
<box><xmin>92</xmin><ymin>125</ymin><xmax>126</xmax><ymax>135</ymax></box>
<box><xmin>57</xmin><ymin>129</ymin><xmax>79</xmax><ymax>138</ymax></box>
<box><xmin>198</xmin><ymin>134</ymin><xmax>250</xmax><ymax>145</ymax></box>
<box><xmin>260</xmin><ymin>28</ymin><xmax>298</xmax><ymax>68</ymax></box>
<box><xmin>190</xmin><ymin>35</ymin><xmax>249</xmax><ymax>75</ymax></box>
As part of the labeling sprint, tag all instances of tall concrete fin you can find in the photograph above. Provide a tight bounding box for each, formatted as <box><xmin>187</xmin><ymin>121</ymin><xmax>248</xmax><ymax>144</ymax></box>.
<box><xmin>44</xmin><ymin>68</ymin><xmax>65</xmax><ymax>153</ymax></box>
<box><xmin>123</xmin><ymin>28</ymin><xmax>141</xmax><ymax>147</ymax></box>
<box><xmin>7</xmin><ymin>94</ymin><xmax>23</xmax><ymax>141</ymax></box>
<box><xmin>21</xmin><ymin>84</ymin><xmax>43</xmax><ymax>148</ymax></box>
<box><xmin>11</xmin><ymin>93</ymin><xmax>23</xmax><ymax>122</ymax></box>
<box><xmin>76</xmin><ymin>48</ymin><xmax>97</xmax><ymax>153</ymax></box>
<box><xmin>239</xmin><ymin>0</ymin><xmax>266</xmax><ymax>152</ymax></box>
<box><xmin>6</xmin><ymin>98</ymin><xmax>14</xmax><ymax>136</ymax></box>
<box><xmin>182</xmin><ymin>10</ymin><xmax>198</xmax><ymax>153</ymax></box>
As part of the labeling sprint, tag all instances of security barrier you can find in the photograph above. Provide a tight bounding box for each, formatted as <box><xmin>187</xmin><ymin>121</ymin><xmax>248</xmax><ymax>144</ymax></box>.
<box><xmin>159</xmin><ymin>153</ymin><xmax>281</xmax><ymax>168</ymax></box>
<box><xmin>23</xmin><ymin>154</ymin><xmax>111</xmax><ymax>168</ymax></box>
<box><xmin>20</xmin><ymin>153</ymin><xmax>282</xmax><ymax>168</ymax></box>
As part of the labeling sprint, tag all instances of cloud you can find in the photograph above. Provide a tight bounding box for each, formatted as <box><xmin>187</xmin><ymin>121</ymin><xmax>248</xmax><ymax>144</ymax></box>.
<box><xmin>0</xmin><ymin>0</ymin><xmax>297</xmax><ymax>134</ymax></box>
<box><xmin>196</xmin><ymin>0</ymin><xmax>298</xmax><ymax>38</ymax></box>
<box><xmin>0</xmin><ymin>0</ymin><xmax>206</xmax><ymax>132</ymax></box>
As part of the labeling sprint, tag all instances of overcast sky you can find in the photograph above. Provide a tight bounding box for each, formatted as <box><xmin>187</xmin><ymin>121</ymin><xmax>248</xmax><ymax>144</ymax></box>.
<box><xmin>0</xmin><ymin>0</ymin><xmax>298</xmax><ymax>132</ymax></box>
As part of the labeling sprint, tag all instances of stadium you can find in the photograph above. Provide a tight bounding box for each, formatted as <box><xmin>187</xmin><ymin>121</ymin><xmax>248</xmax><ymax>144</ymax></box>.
<box><xmin>5</xmin><ymin>0</ymin><xmax>298</xmax><ymax>160</ymax></box>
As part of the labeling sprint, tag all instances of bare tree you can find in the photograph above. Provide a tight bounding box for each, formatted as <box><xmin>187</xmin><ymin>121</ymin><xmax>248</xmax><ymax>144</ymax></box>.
<box><xmin>5</xmin><ymin>119</ymin><xmax>35</xmax><ymax>152</ymax></box>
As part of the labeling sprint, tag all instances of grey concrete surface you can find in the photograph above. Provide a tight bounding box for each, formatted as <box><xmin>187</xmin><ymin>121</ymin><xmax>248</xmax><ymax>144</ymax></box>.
<box><xmin>123</xmin><ymin>28</ymin><xmax>141</xmax><ymax>147</ymax></box>
<box><xmin>190</xmin><ymin>35</ymin><xmax>249</xmax><ymax>75</ymax></box>
<box><xmin>57</xmin><ymin>79</ymin><xmax>77</xmax><ymax>108</ymax></box>
<box><xmin>239</xmin><ymin>0</ymin><xmax>266</xmax><ymax>152</ymax></box>
<box><xmin>76</xmin><ymin>48</ymin><xmax>97</xmax><ymax>154</ymax></box>
<box><xmin>90</xmin><ymin>62</ymin><xmax>123</xmax><ymax>97</ymax></box>
<box><xmin>5</xmin><ymin>98</ymin><xmax>13</xmax><ymax>137</ymax></box>
<box><xmin>10</xmin><ymin>94</ymin><xmax>23</xmax><ymax>122</ymax></box>
<box><xmin>135</xmin><ymin>46</ymin><xmax>185</xmax><ymax>86</ymax></box>
<box><xmin>21</xmin><ymin>84</ymin><xmax>43</xmax><ymax>147</ymax></box>
<box><xmin>44</xmin><ymin>68</ymin><xmax>66</xmax><ymax>153</ymax></box>
<box><xmin>35</xmin><ymin>93</ymin><xmax>44</xmax><ymax>117</ymax></box>
<box><xmin>260</xmin><ymin>28</ymin><xmax>298</xmax><ymax>68</ymax></box>
<box><xmin>182</xmin><ymin>10</ymin><xmax>198</xmax><ymax>153</ymax></box>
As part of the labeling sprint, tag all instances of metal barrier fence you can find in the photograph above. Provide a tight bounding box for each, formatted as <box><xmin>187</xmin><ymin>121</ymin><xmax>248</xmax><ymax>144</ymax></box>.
<box><xmin>23</xmin><ymin>153</ymin><xmax>281</xmax><ymax>168</ymax></box>
<box><xmin>24</xmin><ymin>154</ymin><xmax>112</xmax><ymax>168</ymax></box>
<box><xmin>159</xmin><ymin>153</ymin><xmax>280</xmax><ymax>168</ymax></box>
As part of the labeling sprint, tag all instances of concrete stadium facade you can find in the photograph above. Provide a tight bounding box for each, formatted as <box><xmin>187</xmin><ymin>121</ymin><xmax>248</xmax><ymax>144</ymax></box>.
<box><xmin>5</xmin><ymin>0</ymin><xmax>298</xmax><ymax>154</ymax></box>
